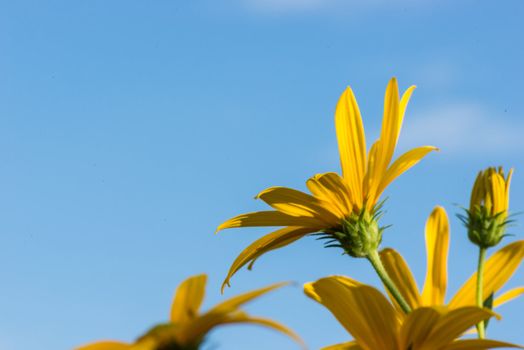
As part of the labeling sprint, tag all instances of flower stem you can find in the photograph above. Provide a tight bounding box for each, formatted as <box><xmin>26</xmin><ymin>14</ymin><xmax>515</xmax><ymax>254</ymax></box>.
<box><xmin>476</xmin><ymin>247</ymin><xmax>487</xmax><ymax>339</ymax></box>
<box><xmin>367</xmin><ymin>249</ymin><xmax>412</xmax><ymax>314</ymax></box>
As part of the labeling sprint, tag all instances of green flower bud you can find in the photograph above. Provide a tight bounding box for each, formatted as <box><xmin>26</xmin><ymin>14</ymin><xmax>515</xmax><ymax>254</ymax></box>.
<box><xmin>460</xmin><ymin>167</ymin><xmax>513</xmax><ymax>249</ymax></box>
<box><xmin>319</xmin><ymin>209</ymin><xmax>384</xmax><ymax>258</ymax></box>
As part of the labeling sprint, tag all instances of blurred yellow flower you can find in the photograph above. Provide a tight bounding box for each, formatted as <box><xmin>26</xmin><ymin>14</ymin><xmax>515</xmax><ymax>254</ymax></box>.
<box><xmin>304</xmin><ymin>275</ymin><xmax>520</xmax><ymax>350</ymax></box>
<box><xmin>217</xmin><ymin>78</ymin><xmax>436</xmax><ymax>292</ymax></box>
<box><xmin>76</xmin><ymin>274</ymin><xmax>304</xmax><ymax>350</ymax></box>
<box><xmin>378</xmin><ymin>206</ymin><xmax>524</xmax><ymax>313</ymax></box>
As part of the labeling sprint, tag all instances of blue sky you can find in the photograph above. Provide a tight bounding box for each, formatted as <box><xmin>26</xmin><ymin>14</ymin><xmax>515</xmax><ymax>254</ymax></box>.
<box><xmin>0</xmin><ymin>0</ymin><xmax>523</xmax><ymax>349</ymax></box>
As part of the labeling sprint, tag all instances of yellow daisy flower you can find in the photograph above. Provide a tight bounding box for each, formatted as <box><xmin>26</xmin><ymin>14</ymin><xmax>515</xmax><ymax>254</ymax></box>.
<box><xmin>377</xmin><ymin>206</ymin><xmax>524</xmax><ymax>315</ymax></box>
<box><xmin>304</xmin><ymin>275</ymin><xmax>521</xmax><ymax>350</ymax></box>
<box><xmin>217</xmin><ymin>78</ymin><xmax>436</xmax><ymax>307</ymax></box>
<box><xmin>76</xmin><ymin>274</ymin><xmax>304</xmax><ymax>350</ymax></box>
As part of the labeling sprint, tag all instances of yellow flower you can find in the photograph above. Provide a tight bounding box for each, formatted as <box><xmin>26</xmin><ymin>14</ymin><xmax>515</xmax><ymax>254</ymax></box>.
<box><xmin>304</xmin><ymin>275</ymin><xmax>521</xmax><ymax>350</ymax></box>
<box><xmin>461</xmin><ymin>167</ymin><xmax>514</xmax><ymax>248</ymax></box>
<box><xmin>378</xmin><ymin>206</ymin><xmax>524</xmax><ymax>312</ymax></box>
<box><xmin>76</xmin><ymin>274</ymin><xmax>304</xmax><ymax>350</ymax></box>
<box><xmin>217</xmin><ymin>78</ymin><xmax>437</xmax><ymax>289</ymax></box>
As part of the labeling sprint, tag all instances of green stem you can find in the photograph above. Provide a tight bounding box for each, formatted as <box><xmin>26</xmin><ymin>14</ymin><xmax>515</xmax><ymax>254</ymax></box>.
<box><xmin>476</xmin><ymin>247</ymin><xmax>487</xmax><ymax>339</ymax></box>
<box><xmin>367</xmin><ymin>250</ymin><xmax>412</xmax><ymax>314</ymax></box>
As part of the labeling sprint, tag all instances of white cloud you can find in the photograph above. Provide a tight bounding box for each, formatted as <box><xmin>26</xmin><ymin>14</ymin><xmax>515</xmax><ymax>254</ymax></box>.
<box><xmin>399</xmin><ymin>103</ymin><xmax>524</xmax><ymax>156</ymax></box>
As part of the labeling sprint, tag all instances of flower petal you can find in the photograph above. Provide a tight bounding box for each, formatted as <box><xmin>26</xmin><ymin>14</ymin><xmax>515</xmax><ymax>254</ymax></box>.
<box><xmin>213</xmin><ymin>282</ymin><xmax>288</xmax><ymax>312</ymax></box>
<box><xmin>442</xmin><ymin>339</ymin><xmax>523</xmax><ymax>350</ymax></box>
<box><xmin>449</xmin><ymin>240</ymin><xmax>524</xmax><ymax>308</ymax></box>
<box><xmin>335</xmin><ymin>87</ymin><xmax>366</xmax><ymax>207</ymax></box>
<box><xmin>76</xmin><ymin>342</ymin><xmax>133</xmax><ymax>350</ymax></box>
<box><xmin>170</xmin><ymin>274</ymin><xmax>207</xmax><ymax>323</ymax></box>
<box><xmin>424</xmin><ymin>307</ymin><xmax>498</xmax><ymax>349</ymax></box>
<box><xmin>304</xmin><ymin>276</ymin><xmax>399</xmax><ymax>350</ymax></box>
<box><xmin>322</xmin><ymin>341</ymin><xmax>362</xmax><ymax>350</ymax></box>
<box><xmin>256</xmin><ymin>186</ymin><xmax>340</xmax><ymax>224</ymax></box>
<box><xmin>493</xmin><ymin>286</ymin><xmax>524</xmax><ymax>308</ymax></box>
<box><xmin>380</xmin><ymin>248</ymin><xmax>422</xmax><ymax>311</ymax></box>
<box><xmin>442</xmin><ymin>339</ymin><xmax>522</xmax><ymax>350</ymax></box>
<box><xmin>216</xmin><ymin>211</ymin><xmax>324</xmax><ymax>232</ymax></box>
<box><xmin>306</xmin><ymin>172</ymin><xmax>352</xmax><ymax>217</ymax></box>
<box><xmin>422</xmin><ymin>206</ymin><xmax>450</xmax><ymax>306</ymax></box>
<box><xmin>399</xmin><ymin>307</ymin><xmax>441</xmax><ymax>349</ymax></box>
<box><xmin>398</xmin><ymin>85</ymin><xmax>416</xmax><ymax>132</ymax></box>
<box><xmin>218</xmin><ymin>311</ymin><xmax>306</xmax><ymax>349</ymax></box>
<box><xmin>378</xmin><ymin>78</ymin><xmax>401</xmax><ymax>170</ymax></box>
<box><xmin>377</xmin><ymin>146</ymin><xmax>437</xmax><ymax>198</ymax></box>
<box><xmin>221</xmin><ymin>226</ymin><xmax>316</xmax><ymax>292</ymax></box>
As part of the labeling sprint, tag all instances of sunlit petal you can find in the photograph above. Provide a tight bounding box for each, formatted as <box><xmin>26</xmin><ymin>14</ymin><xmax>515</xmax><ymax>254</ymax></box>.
<box><xmin>221</xmin><ymin>226</ymin><xmax>316</xmax><ymax>292</ymax></box>
<box><xmin>399</xmin><ymin>307</ymin><xmax>441</xmax><ymax>349</ymax></box>
<box><xmin>216</xmin><ymin>210</ymin><xmax>324</xmax><ymax>232</ymax></box>
<box><xmin>380</xmin><ymin>248</ymin><xmax>422</xmax><ymax>310</ymax></box>
<box><xmin>422</xmin><ymin>206</ymin><xmax>450</xmax><ymax>306</ymax></box>
<box><xmin>377</xmin><ymin>146</ymin><xmax>437</xmax><ymax>198</ymax></box>
<box><xmin>256</xmin><ymin>186</ymin><xmax>340</xmax><ymax>224</ymax></box>
<box><xmin>493</xmin><ymin>287</ymin><xmax>524</xmax><ymax>308</ymax></box>
<box><xmin>335</xmin><ymin>87</ymin><xmax>367</xmax><ymax>206</ymax></box>
<box><xmin>424</xmin><ymin>307</ymin><xmax>498</xmax><ymax>349</ymax></box>
<box><xmin>304</xmin><ymin>276</ymin><xmax>399</xmax><ymax>350</ymax></box>
<box><xmin>449</xmin><ymin>240</ymin><xmax>524</xmax><ymax>308</ymax></box>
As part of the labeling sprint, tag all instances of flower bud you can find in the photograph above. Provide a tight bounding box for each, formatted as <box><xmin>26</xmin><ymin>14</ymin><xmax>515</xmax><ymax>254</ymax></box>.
<box><xmin>320</xmin><ymin>210</ymin><xmax>384</xmax><ymax>258</ymax></box>
<box><xmin>463</xmin><ymin>167</ymin><xmax>513</xmax><ymax>248</ymax></box>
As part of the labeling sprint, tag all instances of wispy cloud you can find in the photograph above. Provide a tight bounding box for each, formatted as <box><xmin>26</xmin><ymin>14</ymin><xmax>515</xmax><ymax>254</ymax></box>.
<box><xmin>399</xmin><ymin>103</ymin><xmax>524</xmax><ymax>156</ymax></box>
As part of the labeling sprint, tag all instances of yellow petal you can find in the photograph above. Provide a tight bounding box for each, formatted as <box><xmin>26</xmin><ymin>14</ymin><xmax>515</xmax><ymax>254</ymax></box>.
<box><xmin>442</xmin><ymin>339</ymin><xmax>523</xmax><ymax>350</ymax></box>
<box><xmin>335</xmin><ymin>87</ymin><xmax>366</xmax><ymax>207</ymax></box>
<box><xmin>422</xmin><ymin>206</ymin><xmax>450</xmax><ymax>306</ymax></box>
<box><xmin>216</xmin><ymin>210</ymin><xmax>324</xmax><ymax>232</ymax></box>
<box><xmin>424</xmin><ymin>307</ymin><xmax>498</xmax><ymax>349</ymax></box>
<box><xmin>399</xmin><ymin>307</ymin><xmax>441</xmax><ymax>349</ymax></box>
<box><xmin>213</xmin><ymin>282</ymin><xmax>288</xmax><ymax>312</ymax></box>
<box><xmin>380</xmin><ymin>248</ymin><xmax>422</xmax><ymax>310</ymax></box>
<box><xmin>505</xmin><ymin>168</ymin><xmax>514</xmax><ymax>211</ymax></box>
<box><xmin>363</xmin><ymin>140</ymin><xmax>383</xmax><ymax>209</ymax></box>
<box><xmin>221</xmin><ymin>226</ymin><xmax>316</xmax><ymax>292</ymax></box>
<box><xmin>449</xmin><ymin>240</ymin><xmax>524</xmax><ymax>308</ymax></box>
<box><xmin>304</xmin><ymin>276</ymin><xmax>399</xmax><ymax>350</ymax></box>
<box><xmin>76</xmin><ymin>342</ymin><xmax>133</xmax><ymax>350</ymax></box>
<box><xmin>322</xmin><ymin>341</ymin><xmax>362</xmax><ymax>350</ymax></box>
<box><xmin>256</xmin><ymin>186</ymin><xmax>340</xmax><ymax>225</ymax></box>
<box><xmin>170</xmin><ymin>274</ymin><xmax>207</xmax><ymax>323</ymax></box>
<box><xmin>493</xmin><ymin>286</ymin><xmax>524</xmax><ymax>308</ymax></box>
<box><xmin>377</xmin><ymin>146</ymin><xmax>437</xmax><ymax>199</ymax></box>
<box><xmin>376</xmin><ymin>78</ymin><xmax>401</xmax><ymax>178</ymax></box>
<box><xmin>398</xmin><ymin>85</ymin><xmax>416</xmax><ymax>132</ymax></box>
<box><xmin>175</xmin><ymin>310</ymin><xmax>232</xmax><ymax>345</ymax></box>
<box><xmin>306</xmin><ymin>172</ymin><xmax>352</xmax><ymax>217</ymax></box>
<box><xmin>218</xmin><ymin>311</ymin><xmax>306</xmax><ymax>349</ymax></box>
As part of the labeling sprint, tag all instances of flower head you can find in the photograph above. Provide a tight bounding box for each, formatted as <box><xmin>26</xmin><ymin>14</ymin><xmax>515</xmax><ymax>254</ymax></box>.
<box><xmin>304</xmin><ymin>275</ymin><xmax>519</xmax><ymax>350</ymax></box>
<box><xmin>217</xmin><ymin>78</ymin><xmax>436</xmax><ymax>289</ymax></box>
<box><xmin>377</xmin><ymin>207</ymin><xmax>524</xmax><ymax>314</ymax></box>
<box><xmin>460</xmin><ymin>167</ymin><xmax>514</xmax><ymax>248</ymax></box>
<box><xmin>76</xmin><ymin>274</ymin><xmax>304</xmax><ymax>350</ymax></box>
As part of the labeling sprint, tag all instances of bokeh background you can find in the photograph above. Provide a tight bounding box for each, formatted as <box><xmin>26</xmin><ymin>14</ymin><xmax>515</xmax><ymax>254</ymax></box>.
<box><xmin>1</xmin><ymin>1</ymin><xmax>523</xmax><ymax>349</ymax></box>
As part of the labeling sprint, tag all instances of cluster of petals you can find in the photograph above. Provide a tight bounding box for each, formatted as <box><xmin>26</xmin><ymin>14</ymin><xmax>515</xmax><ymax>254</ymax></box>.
<box><xmin>217</xmin><ymin>78</ymin><xmax>437</xmax><ymax>289</ymax></box>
